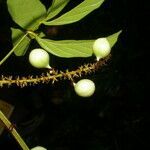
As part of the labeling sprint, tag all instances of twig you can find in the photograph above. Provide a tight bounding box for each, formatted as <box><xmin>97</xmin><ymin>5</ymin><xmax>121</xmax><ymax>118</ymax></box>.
<box><xmin>0</xmin><ymin>33</ymin><xmax>28</xmax><ymax>66</ymax></box>
<box><xmin>0</xmin><ymin>110</ymin><xmax>30</xmax><ymax>150</ymax></box>
<box><xmin>0</xmin><ymin>55</ymin><xmax>110</xmax><ymax>87</ymax></box>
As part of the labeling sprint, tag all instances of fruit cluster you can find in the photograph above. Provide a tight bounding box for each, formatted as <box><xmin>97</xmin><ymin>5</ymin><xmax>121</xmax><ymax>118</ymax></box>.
<box><xmin>29</xmin><ymin>38</ymin><xmax>111</xmax><ymax>97</ymax></box>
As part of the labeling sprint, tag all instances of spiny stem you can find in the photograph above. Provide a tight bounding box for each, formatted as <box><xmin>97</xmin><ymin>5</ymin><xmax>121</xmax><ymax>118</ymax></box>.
<box><xmin>0</xmin><ymin>55</ymin><xmax>110</xmax><ymax>88</ymax></box>
<box><xmin>0</xmin><ymin>33</ymin><xmax>28</xmax><ymax>66</ymax></box>
<box><xmin>0</xmin><ymin>110</ymin><xmax>30</xmax><ymax>150</ymax></box>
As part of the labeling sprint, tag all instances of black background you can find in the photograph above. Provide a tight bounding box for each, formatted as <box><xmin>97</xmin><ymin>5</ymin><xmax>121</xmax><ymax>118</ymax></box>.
<box><xmin>0</xmin><ymin>0</ymin><xmax>149</xmax><ymax>150</ymax></box>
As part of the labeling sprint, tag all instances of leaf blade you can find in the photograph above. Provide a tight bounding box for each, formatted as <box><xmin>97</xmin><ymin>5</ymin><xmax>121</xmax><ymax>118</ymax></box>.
<box><xmin>43</xmin><ymin>0</ymin><xmax>104</xmax><ymax>26</ymax></box>
<box><xmin>36</xmin><ymin>37</ymin><xmax>94</xmax><ymax>58</ymax></box>
<box><xmin>11</xmin><ymin>28</ymin><xmax>31</xmax><ymax>56</ymax></box>
<box><xmin>107</xmin><ymin>30</ymin><xmax>122</xmax><ymax>48</ymax></box>
<box><xmin>7</xmin><ymin>0</ymin><xmax>46</xmax><ymax>30</ymax></box>
<box><xmin>46</xmin><ymin>0</ymin><xmax>70</xmax><ymax>21</ymax></box>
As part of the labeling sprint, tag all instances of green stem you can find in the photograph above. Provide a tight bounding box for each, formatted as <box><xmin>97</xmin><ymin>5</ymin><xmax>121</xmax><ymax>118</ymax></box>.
<box><xmin>0</xmin><ymin>33</ymin><xmax>28</xmax><ymax>66</ymax></box>
<box><xmin>0</xmin><ymin>110</ymin><xmax>30</xmax><ymax>150</ymax></box>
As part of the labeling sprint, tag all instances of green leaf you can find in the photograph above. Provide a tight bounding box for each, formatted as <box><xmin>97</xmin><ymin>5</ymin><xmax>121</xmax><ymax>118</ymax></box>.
<box><xmin>35</xmin><ymin>30</ymin><xmax>122</xmax><ymax>58</ymax></box>
<box><xmin>36</xmin><ymin>37</ymin><xmax>94</xmax><ymax>58</ymax></box>
<box><xmin>7</xmin><ymin>0</ymin><xmax>46</xmax><ymax>30</ymax></box>
<box><xmin>46</xmin><ymin>0</ymin><xmax>70</xmax><ymax>21</ymax></box>
<box><xmin>11</xmin><ymin>28</ymin><xmax>31</xmax><ymax>56</ymax></box>
<box><xmin>38</xmin><ymin>32</ymin><xmax>46</xmax><ymax>38</ymax></box>
<box><xmin>107</xmin><ymin>30</ymin><xmax>122</xmax><ymax>48</ymax></box>
<box><xmin>43</xmin><ymin>0</ymin><xmax>104</xmax><ymax>26</ymax></box>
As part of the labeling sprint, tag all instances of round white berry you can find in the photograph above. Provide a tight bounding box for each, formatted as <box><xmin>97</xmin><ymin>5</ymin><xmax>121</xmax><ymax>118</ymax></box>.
<box><xmin>74</xmin><ymin>79</ymin><xmax>95</xmax><ymax>97</ymax></box>
<box><xmin>31</xmin><ymin>146</ymin><xmax>47</xmax><ymax>150</ymax></box>
<box><xmin>93</xmin><ymin>38</ymin><xmax>111</xmax><ymax>61</ymax></box>
<box><xmin>29</xmin><ymin>48</ymin><xmax>51</xmax><ymax>69</ymax></box>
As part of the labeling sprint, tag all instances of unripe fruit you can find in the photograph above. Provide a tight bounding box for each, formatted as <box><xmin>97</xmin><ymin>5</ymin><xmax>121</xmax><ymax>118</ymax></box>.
<box><xmin>93</xmin><ymin>38</ymin><xmax>111</xmax><ymax>61</ymax></box>
<box><xmin>29</xmin><ymin>48</ymin><xmax>51</xmax><ymax>69</ymax></box>
<box><xmin>31</xmin><ymin>146</ymin><xmax>47</xmax><ymax>150</ymax></box>
<box><xmin>74</xmin><ymin>79</ymin><xmax>95</xmax><ymax>97</ymax></box>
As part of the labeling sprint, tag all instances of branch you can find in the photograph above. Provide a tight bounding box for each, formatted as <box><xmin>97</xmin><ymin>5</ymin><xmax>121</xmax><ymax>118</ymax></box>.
<box><xmin>0</xmin><ymin>55</ymin><xmax>110</xmax><ymax>88</ymax></box>
<box><xmin>0</xmin><ymin>110</ymin><xmax>30</xmax><ymax>150</ymax></box>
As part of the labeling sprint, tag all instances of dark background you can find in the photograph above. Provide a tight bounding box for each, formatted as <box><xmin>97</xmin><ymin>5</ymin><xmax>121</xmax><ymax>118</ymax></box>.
<box><xmin>0</xmin><ymin>0</ymin><xmax>149</xmax><ymax>150</ymax></box>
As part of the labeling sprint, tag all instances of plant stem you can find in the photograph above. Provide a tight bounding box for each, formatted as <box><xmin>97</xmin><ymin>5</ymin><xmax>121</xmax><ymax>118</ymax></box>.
<box><xmin>0</xmin><ymin>33</ymin><xmax>28</xmax><ymax>66</ymax></box>
<box><xmin>0</xmin><ymin>110</ymin><xmax>30</xmax><ymax>150</ymax></box>
<box><xmin>0</xmin><ymin>55</ymin><xmax>110</xmax><ymax>87</ymax></box>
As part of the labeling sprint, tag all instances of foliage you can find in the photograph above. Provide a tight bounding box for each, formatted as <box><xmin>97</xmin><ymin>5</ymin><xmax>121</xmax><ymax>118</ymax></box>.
<box><xmin>0</xmin><ymin>0</ymin><xmax>120</xmax><ymax>60</ymax></box>
<box><xmin>0</xmin><ymin>0</ymin><xmax>121</xmax><ymax>87</ymax></box>
<box><xmin>0</xmin><ymin>0</ymin><xmax>122</xmax><ymax>150</ymax></box>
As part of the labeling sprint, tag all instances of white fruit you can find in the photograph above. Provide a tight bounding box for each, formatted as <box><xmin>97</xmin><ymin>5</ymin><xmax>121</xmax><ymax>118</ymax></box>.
<box><xmin>93</xmin><ymin>38</ymin><xmax>111</xmax><ymax>61</ymax></box>
<box><xmin>31</xmin><ymin>146</ymin><xmax>47</xmax><ymax>150</ymax></box>
<box><xmin>74</xmin><ymin>79</ymin><xmax>95</xmax><ymax>97</ymax></box>
<box><xmin>29</xmin><ymin>48</ymin><xmax>51</xmax><ymax>69</ymax></box>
